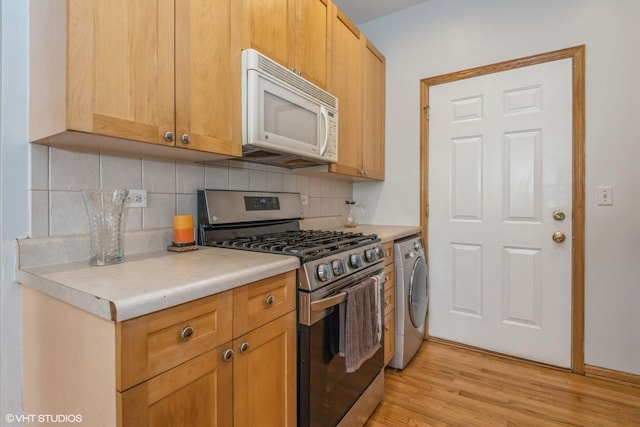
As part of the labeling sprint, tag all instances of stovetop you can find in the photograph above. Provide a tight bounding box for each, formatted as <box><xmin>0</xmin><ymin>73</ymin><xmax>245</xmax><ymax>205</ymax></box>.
<box><xmin>196</xmin><ymin>190</ymin><xmax>386</xmax><ymax>291</ymax></box>
<box><xmin>209</xmin><ymin>229</ymin><xmax>379</xmax><ymax>262</ymax></box>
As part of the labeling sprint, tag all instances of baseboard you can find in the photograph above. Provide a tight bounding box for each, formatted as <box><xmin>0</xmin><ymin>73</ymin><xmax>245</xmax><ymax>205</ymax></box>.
<box><xmin>427</xmin><ymin>337</ymin><xmax>640</xmax><ymax>388</ymax></box>
<box><xmin>425</xmin><ymin>337</ymin><xmax>570</xmax><ymax>372</ymax></box>
<box><xmin>585</xmin><ymin>364</ymin><xmax>640</xmax><ymax>388</ymax></box>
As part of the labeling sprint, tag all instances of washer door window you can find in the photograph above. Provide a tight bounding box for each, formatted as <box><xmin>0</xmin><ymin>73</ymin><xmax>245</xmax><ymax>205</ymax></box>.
<box><xmin>409</xmin><ymin>257</ymin><xmax>429</xmax><ymax>328</ymax></box>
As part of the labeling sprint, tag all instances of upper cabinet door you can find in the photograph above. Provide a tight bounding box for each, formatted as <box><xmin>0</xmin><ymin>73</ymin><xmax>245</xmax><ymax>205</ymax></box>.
<box><xmin>329</xmin><ymin>6</ymin><xmax>363</xmax><ymax>177</ymax></box>
<box><xmin>67</xmin><ymin>0</ymin><xmax>175</xmax><ymax>145</ymax></box>
<box><xmin>361</xmin><ymin>38</ymin><xmax>386</xmax><ymax>180</ymax></box>
<box><xmin>175</xmin><ymin>0</ymin><xmax>243</xmax><ymax>156</ymax></box>
<box><xmin>241</xmin><ymin>0</ymin><xmax>295</xmax><ymax>69</ymax></box>
<box><xmin>295</xmin><ymin>0</ymin><xmax>332</xmax><ymax>89</ymax></box>
<box><xmin>242</xmin><ymin>0</ymin><xmax>330</xmax><ymax>89</ymax></box>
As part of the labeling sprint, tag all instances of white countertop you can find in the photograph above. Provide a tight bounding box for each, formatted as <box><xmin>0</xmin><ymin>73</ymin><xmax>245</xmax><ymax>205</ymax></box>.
<box><xmin>17</xmin><ymin>223</ymin><xmax>420</xmax><ymax>323</ymax></box>
<box><xmin>328</xmin><ymin>224</ymin><xmax>421</xmax><ymax>243</ymax></box>
<box><xmin>18</xmin><ymin>246</ymin><xmax>299</xmax><ymax>322</ymax></box>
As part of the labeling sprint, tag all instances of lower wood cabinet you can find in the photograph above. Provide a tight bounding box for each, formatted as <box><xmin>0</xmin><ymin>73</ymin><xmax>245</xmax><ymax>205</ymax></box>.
<box><xmin>119</xmin><ymin>311</ymin><xmax>297</xmax><ymax>427</ymax></box>
<box><xmin>22</xmin><ymin>270</ymin><xmax>297</xmax><ymax>426</ymax></box>
<box><xmin>119</xmin><ymin>347</ymin><xmax>233</xmax><ymax>426</ymax></box>
<box><xmin>233</xmin><ymin>311</ymin><xmax>297</xmax><ymax>427</ymax></box>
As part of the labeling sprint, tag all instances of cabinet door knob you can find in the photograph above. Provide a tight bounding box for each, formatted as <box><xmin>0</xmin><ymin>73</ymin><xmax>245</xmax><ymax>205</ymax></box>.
<box><xmin>384</xmin><ymin>325</ymin><xmax>389</xmax><ymax>331</ymax></box>
<box><xmin>180</xmin><ymin>325</ymin><xmax>194</xmax><ymax>341</ymax></box>
<box><xmin>164</xmin><ymin>131</ymin><xmax>175</xmax><ymax>142</ymax></box>
<box><xmin>222</xmin><ymin>349</ymin><xmax>234</xmax><ymax>361</ymax></box>
<box><xmin>265</xmin><ymin>294</ymin><xmax>275</xmax><ymax>306</ymax></box>
<box><xmin>181</xmin><ymin>133</ymin><xmax>191</xmax><ymax>145</ymax></box>
<box><xmin>239</xmin><ymin>342</ymin><xmax>250</xmax><ymax>353</ymax></box>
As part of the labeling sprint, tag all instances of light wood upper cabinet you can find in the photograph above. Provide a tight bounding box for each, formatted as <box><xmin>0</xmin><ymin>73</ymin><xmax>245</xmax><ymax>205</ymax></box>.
<box><xmin>362</xmin><ymin>39</ymin><xmax>386</xmax><ymax>180</ymax></box>
<box><xmin>174</xmin><ymin>0</ymin><xmax>242</xmax><ymax>155</ymax></box>
<box><xmin>328</xmin><ymin>5</ymin><xmax>386</xmax><ymax>180</ymax></box>
<box><xmin>294</xmin><ymin>0</ymin><xmax>332</xmax><ymax>89</ymax></box>
<box><xmin>242</xmin><ymin>0</ymin><xmax>331</xmax><ymax>89</ymax></box>
<box><xmin>66</xmin><ymin>0</ymin><xmax>241</xmax><ymax>157</ymax></box>
<box><xmin>329</xmin><ymin>6</ymin><xmax>363</xmax><ymax>177</ymax></box>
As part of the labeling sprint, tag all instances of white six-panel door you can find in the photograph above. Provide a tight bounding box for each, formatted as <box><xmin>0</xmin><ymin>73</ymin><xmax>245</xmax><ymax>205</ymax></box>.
<box><xmin>428</xmin><ymin>59</ymin><xmax>573</xmax><ymax>367</ymax></box>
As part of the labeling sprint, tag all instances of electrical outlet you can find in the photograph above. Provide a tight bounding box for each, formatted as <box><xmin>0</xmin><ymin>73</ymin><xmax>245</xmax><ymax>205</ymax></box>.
<box><xmin>125</xmin><ymin>189</ymin><xmax>147</xmax><ymax>208</ymax></box>
<box><xmin>596</xmin><ymin>186</ymin><xmax>613</xmax><ymax>206</ymax></box>
<box><xmin>300</xmin><ymin>194</ymin><xmax>309</xmax><ymax>205</ymax></box>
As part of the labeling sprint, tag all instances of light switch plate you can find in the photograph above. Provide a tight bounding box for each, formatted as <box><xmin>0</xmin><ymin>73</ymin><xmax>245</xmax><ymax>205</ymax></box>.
<box><xmin>596</xmin><ymin>186</ymin><xmax>613</xmax><ymax>206</ymax></box>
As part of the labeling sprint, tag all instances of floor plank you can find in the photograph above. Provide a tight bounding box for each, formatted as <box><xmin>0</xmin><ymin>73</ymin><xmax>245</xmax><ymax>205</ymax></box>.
<box><xmin>366</xmin><ymin>341</ymin><xmax>640</xmax><ymax>426</ymax></box>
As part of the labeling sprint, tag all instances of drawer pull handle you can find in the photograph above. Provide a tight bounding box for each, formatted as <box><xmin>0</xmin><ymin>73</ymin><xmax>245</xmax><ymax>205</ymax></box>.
<box><xmin>239</xmin><ymin>342</ymin><xmax>250</xmax><ymax>353</ymax></box>
<box><xmin>180</xmin><ymin>325</ymin><xmax>194</xmax><ymax>341</ymax></box>
<box><xmin>223</xmin><ymin>349</ymin><xmax>234</xmax><ymax>361</ymax></box>
<box><xmin>265</xmin><ymin>294</ymin><xmax>275</xmax><ymax>306</ymax></box>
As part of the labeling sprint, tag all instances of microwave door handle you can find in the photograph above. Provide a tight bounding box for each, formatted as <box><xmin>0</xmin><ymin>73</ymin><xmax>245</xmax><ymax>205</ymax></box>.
<box><xmin>319</xmin><ymin>106</ymin><xmax>329</xmax><ymax>156</ymax></box>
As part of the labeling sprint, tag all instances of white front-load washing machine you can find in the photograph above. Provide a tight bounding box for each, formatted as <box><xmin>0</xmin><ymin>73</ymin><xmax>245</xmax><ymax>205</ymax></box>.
<box><xmin>388</xmin><ymin>234</ymin><xmax>429</xmax><ymax>370</ymax></box>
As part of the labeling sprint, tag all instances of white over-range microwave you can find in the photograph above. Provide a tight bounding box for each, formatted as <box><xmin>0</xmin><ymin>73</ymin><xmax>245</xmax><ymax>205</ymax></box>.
<box><xmin>241</xmin><ymin>48</ymin><xmax>338</xmax><ymax>168</ymax></box>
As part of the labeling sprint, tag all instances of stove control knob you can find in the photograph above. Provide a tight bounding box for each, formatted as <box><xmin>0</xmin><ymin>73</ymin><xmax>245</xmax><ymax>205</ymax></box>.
<box><xmin>375</xmin><ymin>246</ymin><xmax>386</xmax><ymax>259</ymax></box>
<box><xmin>365</xmin><ymin>249</ymin><xmax>377</xmax><ymax>263</ymax></box>
<box><xmin>332</xmin><ymin>259</ymin><xmax>345</xmax><ymax>276</ymax></box>
<box><xmin>349</xmin><ymin>253</ymin><xmax>364</xmax><ymax>268</ymax></box>
<box><xmin>317</xmin><ymin>264</ymin><xmax>331</xmax><ymax>282</ymax></box>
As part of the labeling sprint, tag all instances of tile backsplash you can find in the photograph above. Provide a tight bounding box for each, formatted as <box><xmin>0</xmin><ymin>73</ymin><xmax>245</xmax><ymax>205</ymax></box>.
<box><xmin>29</xmin><ymin>145</ymin><xmax>353</xmax><ymax>238</ymax></box>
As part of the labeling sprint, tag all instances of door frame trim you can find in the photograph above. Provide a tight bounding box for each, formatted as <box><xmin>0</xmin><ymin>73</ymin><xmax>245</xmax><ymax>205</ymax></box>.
<box><xmin>419</xmin><ymin>45</ymin><xmax>586</xmax><ymax>373</ymax></box>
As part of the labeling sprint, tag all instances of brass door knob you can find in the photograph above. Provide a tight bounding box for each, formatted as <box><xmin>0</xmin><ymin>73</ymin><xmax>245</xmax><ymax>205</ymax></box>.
<box><xmin>552</xmin><ymin>231</ymin><xmax>566</xmax><ymax>243</ymax></box>
<box><xmin>553</xmin><ymin>210</ymin><xmax>566</xmax><ymax>221</ymax></box>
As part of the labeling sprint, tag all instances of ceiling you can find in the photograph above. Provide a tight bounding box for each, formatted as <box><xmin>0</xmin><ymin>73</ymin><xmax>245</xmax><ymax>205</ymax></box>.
<box><xmin>332</xmin><ymin>0</ymin><xmax>430</xmax><ymax>25</ymax></box>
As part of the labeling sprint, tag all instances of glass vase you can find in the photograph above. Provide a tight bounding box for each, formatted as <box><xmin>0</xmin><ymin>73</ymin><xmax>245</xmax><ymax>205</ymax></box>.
<box><xmin>82</xmin><ymin>189</ymin><xmax>128</xmax><ymax>266</ymax></box>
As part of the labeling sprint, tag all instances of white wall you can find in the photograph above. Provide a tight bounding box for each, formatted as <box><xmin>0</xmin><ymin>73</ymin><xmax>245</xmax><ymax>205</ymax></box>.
<box><xmin>1</xmin><ymin>0</ymin><xmax>29</xmax><ymax>422</ymax></box>
<box><xmin>355</xmin><ymin>0</ymin><xmax>640</xmax><ymax>375</ymax></box>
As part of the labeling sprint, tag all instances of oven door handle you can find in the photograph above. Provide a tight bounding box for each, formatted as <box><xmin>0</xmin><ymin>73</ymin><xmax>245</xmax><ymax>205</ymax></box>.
<box><xmin>310</xmin><ymin>270</ymin><xmax>386</xmax><ymax>312</ymax></box>
<box><xmin>311</xmin><ymin>292</ymin><xmax>347</xmax><ymax>312</ymax></box>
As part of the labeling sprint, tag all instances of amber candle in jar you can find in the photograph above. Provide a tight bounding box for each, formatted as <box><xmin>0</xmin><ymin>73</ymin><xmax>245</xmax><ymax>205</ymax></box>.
<box><xmin>173</xmin><ymin>214</ymin><xmax>195</xmax><ymax>246</ymax></box>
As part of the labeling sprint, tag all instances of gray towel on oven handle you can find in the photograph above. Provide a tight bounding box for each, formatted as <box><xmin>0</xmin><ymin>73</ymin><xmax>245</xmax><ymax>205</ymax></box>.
<box><xmin>338</xmin><ymin>275</ymin><xmax>382</xmax><ymax>373</ymax></box>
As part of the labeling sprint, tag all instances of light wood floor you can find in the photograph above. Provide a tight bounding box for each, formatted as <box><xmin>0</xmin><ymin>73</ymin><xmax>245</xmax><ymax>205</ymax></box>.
<box><xmin>366</xmin><ymin>341</ymin><xmax>640</xmax><ymax>426</ymax></box>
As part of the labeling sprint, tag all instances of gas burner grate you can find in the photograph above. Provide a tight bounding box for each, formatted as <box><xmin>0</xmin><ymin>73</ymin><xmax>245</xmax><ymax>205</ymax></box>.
<box><xmin>209</xmin><ymin>230</ymin><xmax>379</xmax><ymax>261</ymax></box>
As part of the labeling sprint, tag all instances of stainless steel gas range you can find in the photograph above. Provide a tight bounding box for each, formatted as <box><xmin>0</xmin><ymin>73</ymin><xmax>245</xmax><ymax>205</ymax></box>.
<box><xmin>197</xmin><ymin>189</ymin><xmax>385</xmax><ymax>427</ymax></box>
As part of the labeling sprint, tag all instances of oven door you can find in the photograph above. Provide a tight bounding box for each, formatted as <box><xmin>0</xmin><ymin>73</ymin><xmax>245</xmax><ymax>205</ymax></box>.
<box><xmin>298</xmin><ymin>268</ymin><xmax>385</xmax><ymax>427</ymax></box>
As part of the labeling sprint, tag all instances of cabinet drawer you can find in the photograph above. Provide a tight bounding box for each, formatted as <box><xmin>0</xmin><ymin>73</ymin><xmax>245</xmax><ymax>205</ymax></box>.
<box><xmin>233</xmin><ymin>271</ymin><xmax>296</xmax><ymax>338</ymax></box>
<box><xmin>384</xmin><ymin>263</ymin><xmax>394</xmax><ymax>292</ymax></box>
<box><xmin>116</xmin><ymin>291</ymin><xmax>233</xmax><ymax>391</ymax></box>
<box><xmin>384</xmin><ymin>284</ymin><xmax>395</xmax><ymax>317</ymax></box>
<box><xmin>383</xmin><ymin>310</ymin><xmax>395</xmax><ymax>366</ymax></box>
<box><xmin>383</xmin><ymin>241</ymin><xmax>394</xmax><ymax>266</ymax></box>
